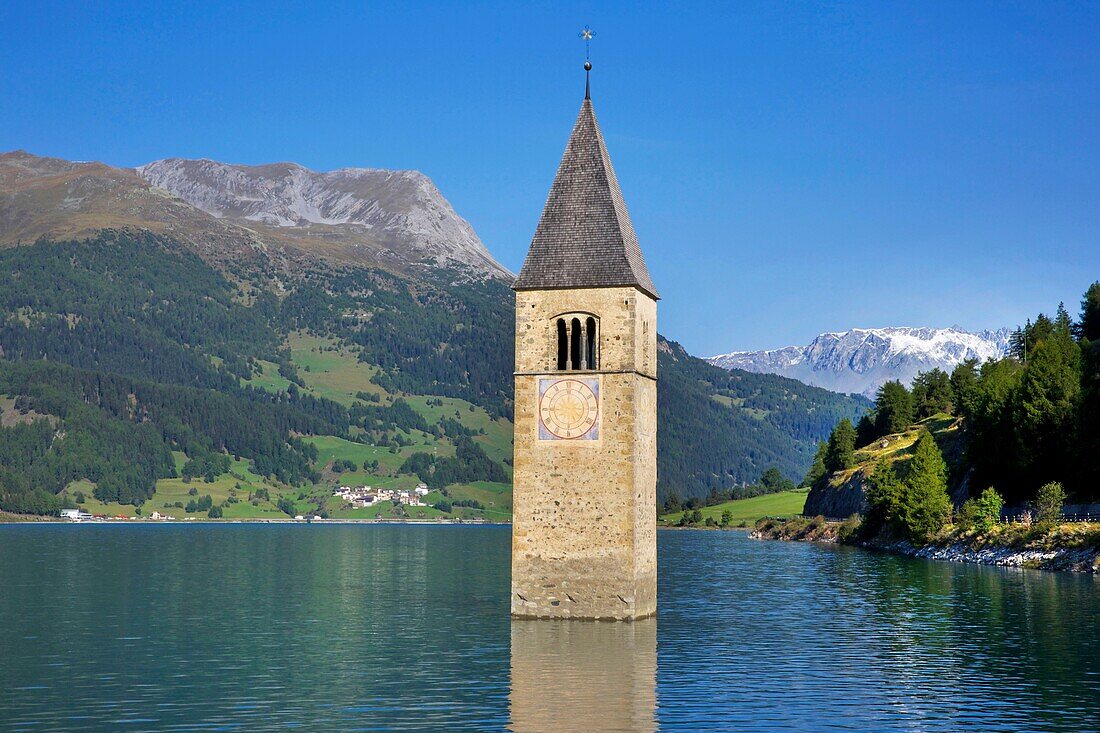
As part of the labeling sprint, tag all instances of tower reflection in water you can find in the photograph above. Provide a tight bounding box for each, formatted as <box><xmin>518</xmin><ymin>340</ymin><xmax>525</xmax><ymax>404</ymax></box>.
<box><xmin>509</xmin><ymin>618</ymin><xmax>657</xmax><ymax>732</ymax></box>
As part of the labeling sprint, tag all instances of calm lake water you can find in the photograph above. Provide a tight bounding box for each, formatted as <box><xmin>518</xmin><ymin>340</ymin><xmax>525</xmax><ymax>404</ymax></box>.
<box><xmin>0</xmin><ymin>525</ymin><xmax>1097</xmax><ymax>732</ymax></box>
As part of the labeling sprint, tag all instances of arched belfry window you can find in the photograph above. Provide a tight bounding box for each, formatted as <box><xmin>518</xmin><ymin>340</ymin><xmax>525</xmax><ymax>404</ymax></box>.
<box><xmin>556</xmin><ymin>319</ymin><xmax>568</xmax><ymax>370</ymax></box>
<box><xmin>553</xmin><ymin>313</ymin><xmax>599</xmax><ymax>371</ymax></box>
<box><xmin>585</xmin><ymin>317</ymin><xmax>597</xmax><ymax>369</ymax></box>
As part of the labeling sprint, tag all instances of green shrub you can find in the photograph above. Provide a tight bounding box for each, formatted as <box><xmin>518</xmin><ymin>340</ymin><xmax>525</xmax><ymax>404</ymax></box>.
<box><xmin>957</xmin><ymin>487</ymin><xmax>1004</xmax><ymax>533</ymax></box>
<box><xmin>838</xmin><ymin>514</ymin><xmax>862</xmax><ymax>544</ymax></box>
<box><xmin>1034</xmin><ymin>481</ymin><xmax>1066</xmax><ymax>524</ymax></box>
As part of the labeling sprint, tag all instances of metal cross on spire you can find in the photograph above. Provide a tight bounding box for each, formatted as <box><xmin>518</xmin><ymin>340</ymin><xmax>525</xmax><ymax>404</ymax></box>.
<box><xmin>579</xmin><ymin>25</ymin><xmax>595</xmax><ymax>99</ymax></box>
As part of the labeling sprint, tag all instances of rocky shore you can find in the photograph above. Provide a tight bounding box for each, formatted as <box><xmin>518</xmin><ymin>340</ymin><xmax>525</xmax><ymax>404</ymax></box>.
<box><xmin>871</xmin><ymin>537</ymin><xmax>1100</xmax><ymax>573</ymax></box>
<box><xmin>752</xmin><ymin>517</ymin><xmax>1100</xmax><ymax>574</ymax></box>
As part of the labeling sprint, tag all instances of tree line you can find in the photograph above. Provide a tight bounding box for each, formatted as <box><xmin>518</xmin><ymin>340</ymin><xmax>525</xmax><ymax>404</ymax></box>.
<box><xmin>811</xmin><ymin>282</ymin><xmax>1100</xmax><ymax>543</ymax></box>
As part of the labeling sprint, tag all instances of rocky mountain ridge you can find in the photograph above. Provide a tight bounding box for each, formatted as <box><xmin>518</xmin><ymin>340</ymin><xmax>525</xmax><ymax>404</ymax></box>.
<box><xmin>138</xmin><ymin>158</ymin><xmax>510</xmax><ymax>278</ymax></box>
<box><xmin>710</xmin><ymin>326</ymin><xmax>1011</xmax><ymax>397</ymax></box>
<box><xmin>0</xmin><ymin>150</ymin><xmax>510</xmax><ymax>279</ymax></box>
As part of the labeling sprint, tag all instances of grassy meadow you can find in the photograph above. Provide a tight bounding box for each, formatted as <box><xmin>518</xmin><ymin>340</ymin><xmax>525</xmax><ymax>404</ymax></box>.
<box><xmin>661</xmin><ymin>490</ymin><xmax>810</xmax><ymax>527</ymax></box>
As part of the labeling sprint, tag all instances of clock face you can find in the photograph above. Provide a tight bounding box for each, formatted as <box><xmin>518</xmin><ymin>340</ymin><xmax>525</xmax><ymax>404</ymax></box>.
<box><xmin>538</xmin><ymin>377</ymin><xmax>600</xmax><ymax>440</ymax></box>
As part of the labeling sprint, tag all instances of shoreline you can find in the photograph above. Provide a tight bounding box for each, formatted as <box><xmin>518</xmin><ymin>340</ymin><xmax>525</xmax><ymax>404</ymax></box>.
<box><xmin>869</xmin><ymin>537</ymin><xmax>1100</xmax><ymax>574</ymax></box>
<box><xmin>752</xmin><ymin>517</ymin><xmax>1100</xmax><ymax>574</ymax></box>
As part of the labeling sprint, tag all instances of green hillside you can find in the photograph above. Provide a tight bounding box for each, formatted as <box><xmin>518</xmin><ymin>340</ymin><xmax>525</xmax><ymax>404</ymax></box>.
<box><xmin>661</xmin><ymin>490</ymin><xmax>809</xmax><ymax>526</ymax></box>
<box><xmin>0</xmin><ymin>232</ymin><xmax>868</xmax><ymax>517</ymax></box>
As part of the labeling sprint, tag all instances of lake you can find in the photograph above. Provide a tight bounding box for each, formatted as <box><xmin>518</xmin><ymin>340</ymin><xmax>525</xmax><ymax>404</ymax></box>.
<box><xmin>0</xmin><ymin>524</ymin><xmax>1097</xmax><ymax>731</ymax></box>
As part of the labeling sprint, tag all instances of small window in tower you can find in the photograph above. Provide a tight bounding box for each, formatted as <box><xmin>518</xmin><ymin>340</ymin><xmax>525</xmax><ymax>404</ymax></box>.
<box><xmin>570</xmin><ymin>318</ymin><xmax>582</xmax><ymax>370</ymax></box>
<box><xmin>556</xmin><ymin>319</ymin><xmax>567</xmax><ymax>371</ymax></box>
<box><xmin>586</xmin><ymin>317</ymin><xmax>598</xmax><ymax>369</ymax></box>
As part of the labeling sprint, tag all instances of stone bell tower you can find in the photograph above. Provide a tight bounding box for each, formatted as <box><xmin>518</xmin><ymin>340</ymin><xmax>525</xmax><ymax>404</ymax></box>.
<box><xmin>510</xmin><ymin>63</ymin><xmax>658</xmax><ymax>621</ymax></box>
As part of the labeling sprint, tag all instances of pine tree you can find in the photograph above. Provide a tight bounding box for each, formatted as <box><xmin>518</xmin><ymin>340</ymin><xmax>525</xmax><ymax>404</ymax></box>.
<box><xmin>825</xmin><ymin>418</ymin><xmax>856</xmax><ymax>472</ymax></box>
<box><xmin>1078</xmin><ymin>283</ymin><xmax>1100</xmax><ymax>491</ymax></box>
<box><xmin>898</xmin><ymin>431</ymin><xmax>952</xmax><ymax>543</ymax></box>
<box><xmin>911</xmin><ymin>368</ymin><xmax>954</xmax><ymax>418</ymax></box>
<box><xmin>874</xmin><ymin>381</ymin><xmax>914</xmax><ymax>436</ymax></box>
<box><xmin>1016</xmin><ymin>328</ymin><xmax>1081</xmax><ymax>485</ymax></box>
<box><xmin>1010</xmin><ymin>314</ymin><xmax>1057</xmax><ymax>363</ymax></box>
<box><xmin>855</xmin><ymin>414</ymin><xmax>877</xmax><ymax>448</ymax></box>
<box><xmin>1078</xmin><ymin>282</ymin><xmax>1100</xmax><ymax>342</ymax></box>
<box><xmin>863</xmin><ymin>458</ymin><xmax>903</xmax><ymax>537</ymax></box>
<box><xmin>950</xmin><ymin>358</ymin><xmax>980</xmax><ymax>418</ymax></box>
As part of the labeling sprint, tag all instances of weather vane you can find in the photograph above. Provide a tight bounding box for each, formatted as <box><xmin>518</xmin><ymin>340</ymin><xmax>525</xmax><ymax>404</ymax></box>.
<box><xmin>579</xmin><ymin>25</ymin><xmax>595</xmax><ymax>98</ymax></box>
<box><xmin>579</xmin><ymin>25</ymin><xmax>595</xmax><ymax>61</ymax></box>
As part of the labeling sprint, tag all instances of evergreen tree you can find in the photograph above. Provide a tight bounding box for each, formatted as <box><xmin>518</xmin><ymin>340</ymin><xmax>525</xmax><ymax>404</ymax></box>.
<box><xmin>863</xmin><ymin>458</ymin><xmax>903</xmax><ymax>537</ymax></box>
<box><xmin>855</xmin><ymin>414</ymin><xmax>878</xmax><ymax>448</ymax></box>
<box><xmin>911</xmin><ymin>368</ymin><xmax>954</xmax><ymax>418</ymax></box>
<box><xmin>874</xmin><ymin>381</ymin><xmax>914</xmax><ymax>436</ymax></box>
<box><xmin>1077</xmin><ymin>281</ymin><xmax>1100</xmax><ymax>342</ymax></box>
<box><xmin>1016</xmin><ymin>327</ymin><xmax>1081</xmax><ymax>486</ymax></box>
<box><xmin>950</xmin><ymin>358</ymin><xmax>981</xmax><ymax>418</ymax></box>
<box><xmin>825</xmin><ymin>419</ymin><xmax>856</xmax><ymax>472</ymax></box>
<box><xmin>1055</xmin><ymin>302</ymin><xmax>1074</xmax><ymax>336</ymax></box>
<box><xmin>967</xmin><ymin>358</ymin><xmax>1025</xmax><ymax>498</ymax></box>
<box><xmin>1078</xmin><ymin>290</ymin><xmax>1100</xmax><ymax>491</ymax></box>
<box><xmin>1010</xmin><ymin>314</ymin><xmax>1055</xmax><ymax>362</ymax></box>
<box><xmin>897</xmin><ymin>431</ymin><xmax>952</xmax><ymax>543</ymax></box>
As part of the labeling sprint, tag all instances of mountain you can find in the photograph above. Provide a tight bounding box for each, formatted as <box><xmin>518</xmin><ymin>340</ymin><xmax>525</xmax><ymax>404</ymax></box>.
<box><xmin>709</xmin><ymin>327</ymin><xmax>1011</xmax><ymax>397</ymax></box>
<box><xmin>0</xmin><ymin>150</ymin><xmax>280</xmax><ymax>272</ymax></box>
<box><xmin>0</xmin><ymin>150</ymin><xmax>509</xmax><ymax>279</ymax></box>
<box><xmin>0</xmin><ymin>150</ymin><xmax>868</xmax><ymax>516</ymax></box>
<box><xmin>138</xmin><ymin>158</ymin><xmax>510</xmax><ymax>279</ymax></box>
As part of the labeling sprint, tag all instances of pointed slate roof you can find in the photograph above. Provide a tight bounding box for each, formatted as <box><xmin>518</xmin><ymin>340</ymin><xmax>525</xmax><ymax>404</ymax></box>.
<box><xmin>513</xmin><ymin>97</ymin><xmax>659</xmax><ymax>300</ymax></box>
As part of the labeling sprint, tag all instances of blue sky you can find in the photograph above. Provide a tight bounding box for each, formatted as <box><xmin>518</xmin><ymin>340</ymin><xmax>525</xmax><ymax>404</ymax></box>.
<box><xmin>2</xmin><ymin>2</ymin><xmax>1098</xmax><ymax>355</ymax></box>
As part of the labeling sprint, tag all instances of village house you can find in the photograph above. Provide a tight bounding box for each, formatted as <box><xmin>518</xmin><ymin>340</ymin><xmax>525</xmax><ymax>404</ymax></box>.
<box><xmin>333</xmin><ymin>484</ymin><xmax>427</xmax><ymax>508</ymax></box>
<box><xmin>334</xmin><ymin>485</ymin><xmax>378</xmax><ymax>507</ymax></box>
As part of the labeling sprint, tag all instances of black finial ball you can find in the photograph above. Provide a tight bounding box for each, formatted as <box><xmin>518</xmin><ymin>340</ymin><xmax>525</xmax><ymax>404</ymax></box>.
<box><xmin>584</xmin><ymin>60</ymin><xmax>592</xmax><ymax>71</ymax></box>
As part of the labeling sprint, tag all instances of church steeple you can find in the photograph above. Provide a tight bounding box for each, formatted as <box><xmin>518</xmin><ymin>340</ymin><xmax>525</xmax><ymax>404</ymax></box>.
<box><xmin>513</xmin><ymin>78</ymin><xmax>659</xmax><ymax>300</ymax></box>
<box><xmin>510</xmin><ymin>59</ymin><xmax>658</xmax><ymax>622</ymax></box>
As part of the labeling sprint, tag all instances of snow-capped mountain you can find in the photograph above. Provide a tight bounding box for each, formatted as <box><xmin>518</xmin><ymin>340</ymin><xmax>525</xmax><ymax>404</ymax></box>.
<box><xmin>137</xmin><ymin>158</ymin><xmax>511</xmax><ymax>278</ymax></box>
<box><xmin>709</xmin><ymin>327</ymin><xmax>1011</xmax><ymax>397</ymax></box>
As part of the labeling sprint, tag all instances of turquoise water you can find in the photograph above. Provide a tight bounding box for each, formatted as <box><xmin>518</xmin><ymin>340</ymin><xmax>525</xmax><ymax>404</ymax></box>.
<box><xmin>0</xmin><ymin>525</ymin><xmax>1096</xmax><ymax>731</ymax></box>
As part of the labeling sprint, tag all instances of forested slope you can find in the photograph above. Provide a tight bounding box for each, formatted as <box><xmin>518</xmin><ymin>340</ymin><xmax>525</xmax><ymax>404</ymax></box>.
<box><xmin>658</xmin><ymin>339</ymin><xmax>870</xmax><ymax>501</ymax></box>
<box><xmin>0</xmin><ymin>232</ymin><xmax>869</xmax><ymax>513</ymax></box>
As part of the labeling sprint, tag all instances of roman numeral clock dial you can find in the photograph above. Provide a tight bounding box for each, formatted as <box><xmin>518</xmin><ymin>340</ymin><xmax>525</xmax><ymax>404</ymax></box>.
<box><xmin>538</xmin><ymin>378</ymin><xmax>599</xmax><ymax>440</ymax></box>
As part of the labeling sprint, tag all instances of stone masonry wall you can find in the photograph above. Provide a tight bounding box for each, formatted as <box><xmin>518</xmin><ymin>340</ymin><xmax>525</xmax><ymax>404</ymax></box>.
<box><xmin>512</xmin><ymin>287</ymin><xmax>657</xmax><ymax>620</ymax></box>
